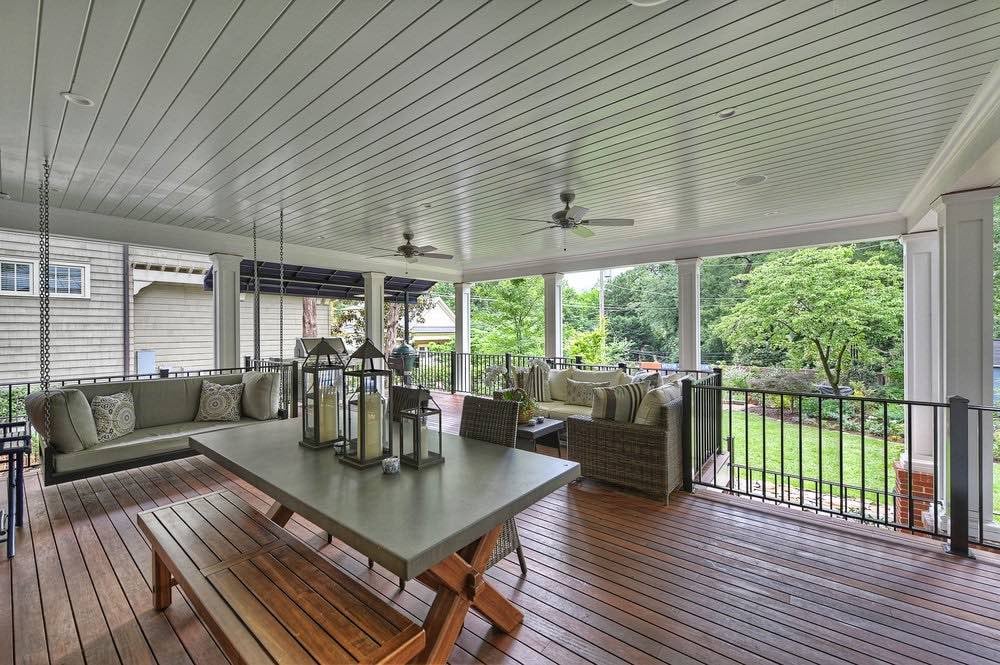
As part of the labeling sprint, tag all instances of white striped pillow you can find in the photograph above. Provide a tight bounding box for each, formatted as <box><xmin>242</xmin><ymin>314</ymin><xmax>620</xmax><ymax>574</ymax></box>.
<box><xmin>591</xmin><ymin>383</ymin><xmax>648</xmax><ymax>423</ymax></box>
<box><xmin>514</xmin><ymin>364</ymin><xmax>550</xmax><ymax>402</ymax></box>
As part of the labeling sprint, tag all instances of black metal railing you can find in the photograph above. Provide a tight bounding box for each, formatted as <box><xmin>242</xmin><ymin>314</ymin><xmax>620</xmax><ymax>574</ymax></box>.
<box><xmin>682</xmin><ymin>380</ymin><xmax>1000</xmax><ymax>553</ymax></box>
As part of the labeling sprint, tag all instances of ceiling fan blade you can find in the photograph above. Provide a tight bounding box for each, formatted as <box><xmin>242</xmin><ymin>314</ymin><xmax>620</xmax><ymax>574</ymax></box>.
<box><xmin>520</xmin><ymin>226</ymin><xmax>557</xmax><ymax>236</ymax></box>
<box><xmin>508</xmin><ymin>218</ymin><xmax>554</xmax><ymax>224</ymax></box>
<box><xmin>367</xmin><ymin>253</ymin><xmax>399</xmax><ymax>259</ymax></box>
<box><xmin>420</xmin><ymin>252</ymin><xmax>453</xmax><ymax>259</ymax></box>
<box><xmin>571</xmin><ymin>225</ymin><xmax>595</xmax><ymax>238</ymax></box>
<box><xmin>417</xmin><ymin>244</ymin><xmax>437</xmax><ymax>253</ymax></box>
<box><xmin>371</xmin><ymin>246</ymin><xmax>400</xmax><ymax>252</ymax></box>
<box><xmin>566</xmin><ymin>206</ymin><xmax>589</xmax><ymax>223</ymax></box>
<box><xmin>583</xmin><ymin>218</ymin><xmax>635</xmax><ymax>226</ymax></box>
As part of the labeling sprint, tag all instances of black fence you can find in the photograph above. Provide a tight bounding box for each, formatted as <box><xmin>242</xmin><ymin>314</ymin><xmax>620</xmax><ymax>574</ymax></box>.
<box><xmin>682</xmin><ymin>377</ymin><xmax>999</xmax><ymax>553</ymax></box>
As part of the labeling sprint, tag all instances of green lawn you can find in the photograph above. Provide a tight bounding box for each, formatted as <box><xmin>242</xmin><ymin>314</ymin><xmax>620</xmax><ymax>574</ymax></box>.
<box><xmin>721</xmin><ymin>409</ymin><xmax>904</xmax><ymax>504</ymax></box>
<box><xmin>721</xmin><ymin>409</ymin><xmax>1000</xmax><ymax>521</ymax></box>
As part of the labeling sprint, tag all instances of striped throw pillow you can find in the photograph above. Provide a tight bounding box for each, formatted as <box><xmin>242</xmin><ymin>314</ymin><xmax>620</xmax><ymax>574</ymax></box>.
<box><xmin>591</xmin><ymin>383</ymin><xmax>648</xmax><ymax>423</ymax></box>
<box><xmin>514</xmin><ymin>364</ymin><xmax>550</xmax><ymax>402</ymax></box>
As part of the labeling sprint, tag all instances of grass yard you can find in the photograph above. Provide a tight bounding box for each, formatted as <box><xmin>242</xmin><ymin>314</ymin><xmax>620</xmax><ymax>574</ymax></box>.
<box><xmin>723</xmin><ymin>409</ymin><xmax>904</xmax><ymax>502</ymax></box>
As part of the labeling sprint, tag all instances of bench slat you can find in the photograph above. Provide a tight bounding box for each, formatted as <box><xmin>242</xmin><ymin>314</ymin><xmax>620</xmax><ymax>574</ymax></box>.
<box><xmin>138</xmin><ymin>490</ymin><xmax>424</xmax><ymax>665</ymax></box>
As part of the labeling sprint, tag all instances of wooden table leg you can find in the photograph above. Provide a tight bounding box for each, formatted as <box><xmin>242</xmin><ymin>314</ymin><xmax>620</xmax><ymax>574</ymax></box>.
<box><xmin>152</xmin><ymin>549</ymin><xmax>173</xmax><ymax>610</ymax></box>
<box><xmin>417</xmin><ymin>525</ymin><xmax>524</xmax><ymax>664</ymax></box>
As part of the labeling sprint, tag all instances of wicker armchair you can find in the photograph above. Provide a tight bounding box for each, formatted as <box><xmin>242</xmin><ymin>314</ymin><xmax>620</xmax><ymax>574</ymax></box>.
<box><xmin>459</xmin><ymin>395</ymin><xmax>528</xmax><ymax>575</ymax></box>
<box><xmin>566</xmin><ymin>397</ymin><xmax>683</xmax><ymax>501</ymax></box>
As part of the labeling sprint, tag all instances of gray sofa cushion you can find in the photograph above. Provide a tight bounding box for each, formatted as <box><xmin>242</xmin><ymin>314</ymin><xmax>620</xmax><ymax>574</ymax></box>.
<box><xmin>130</xmin><ymin>374</ymin><xmax>243</xmax><ymax>428</ymax></box>
<box><xmin>535</xmin><ymin>400</ymin><xmax>593</xmax><ymax>421</ymax></box>
<box><xmin>52</xmin><ymin>418</ymin><xmax>256</xmax><ymax>474</ymax></box>
<box><xmin>241</xmin><ymin>371</ymin><xmax>280</xmax><ymax>420</ymax></box>
<box><xmin>25</xmin><ymin>389</ymin><xmax>99</xmax><ymax>453</ymax></box>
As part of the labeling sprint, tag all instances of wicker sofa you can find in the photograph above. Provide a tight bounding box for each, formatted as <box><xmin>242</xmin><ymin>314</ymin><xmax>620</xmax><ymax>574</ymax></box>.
<box><xmin>566</xmin><ymin>391</ymin><xmax>684</xmax><ymax>501</ymax></box>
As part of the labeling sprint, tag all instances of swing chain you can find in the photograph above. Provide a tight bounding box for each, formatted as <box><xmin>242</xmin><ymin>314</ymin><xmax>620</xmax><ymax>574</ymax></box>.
<box><xmin>252</xmin><ymin>218</ymin><xmax>260</xmax><ymax>361</ymax></box>
<box><xmin>278</xmin><ymin>209</ymin><xmax>286</xmax><ymax>406</ymax></box>
<box><xmin>39</xmin><ymin>158</ymin><xmax>52</xmax><ymax>442</ymax></box>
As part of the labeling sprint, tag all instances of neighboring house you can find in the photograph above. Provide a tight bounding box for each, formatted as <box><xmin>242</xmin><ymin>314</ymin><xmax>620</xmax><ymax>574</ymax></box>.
<box><xmin>411</xmin><ymin>297</ymin><xmax>455</xmax><ymax>349</ymax></box>
<box><xmin>0</xmin><ymin>230</ymin><xmax>327</xmax><ymax>382</ymax></box>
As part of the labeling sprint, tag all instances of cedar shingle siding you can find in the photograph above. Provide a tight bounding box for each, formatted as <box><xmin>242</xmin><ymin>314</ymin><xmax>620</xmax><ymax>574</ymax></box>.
<box><xmin>1</xmin><ymin>232</ymin><xmax>329</xmax><ymax>381</ymax></box>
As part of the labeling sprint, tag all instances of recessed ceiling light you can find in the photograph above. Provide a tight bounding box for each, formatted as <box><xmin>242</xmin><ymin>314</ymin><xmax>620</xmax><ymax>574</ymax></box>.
<box><xmin>60</xmin><ymin>91</ymin><xmax>94</xmax><ymax>107</ymax></box>
<box><xmin>735</xmin><ymin>174</ymin><xmax>768</xmax><ymax>186</ymax></box>
<box><xmin>717</xmin><ymin>108</ymin><xmax>737</xmax><ymax>119</ymax></box>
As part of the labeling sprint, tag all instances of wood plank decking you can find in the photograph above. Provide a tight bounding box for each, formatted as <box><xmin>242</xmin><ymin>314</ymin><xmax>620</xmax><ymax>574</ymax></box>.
<box><xmin>3</xmin><ymin>404</ymin><xmax>1000</xmax><ymax>664</ymax></box>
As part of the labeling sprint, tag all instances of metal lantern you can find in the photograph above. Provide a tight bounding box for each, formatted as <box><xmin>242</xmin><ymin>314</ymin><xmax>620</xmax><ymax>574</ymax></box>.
<box><xmin>299</xmin><ymin>338</ymin><xmax>348</xmax><ymax>450</ymax></box>
<box><xmin>398</xmin><ymin>389</ymin><xmax>444</xmax><ymax>469</ymax></box>
<box><xmin>342</xmin><ymin>338</ymin><xmax>393</xmax><ymax>469</ymax></box>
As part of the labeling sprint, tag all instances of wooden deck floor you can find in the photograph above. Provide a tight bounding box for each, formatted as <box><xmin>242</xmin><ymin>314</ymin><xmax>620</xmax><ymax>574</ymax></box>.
<box><xmin>3</xmin><ymin>407</ymin><xmax>1000</xmax><ymax>664</ymax></box>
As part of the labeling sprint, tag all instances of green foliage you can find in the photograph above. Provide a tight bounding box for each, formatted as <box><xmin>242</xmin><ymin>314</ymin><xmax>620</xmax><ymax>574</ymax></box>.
<box><xmin>566</xmin><ymin>319</ymin><xmax>630</xmax><ymax>364</ymax></box>
<box><xmin>714</xmin><ymin>246</ymin><xmax>902</xmax><ymax>392</ymax></box>
<box><xmin>604</xmin><ymin>264</ymin><xmax>678</xmax><ymax>359</ymax></box>
<box><xmin>470</xmin><ymin>277</ymin><xmax>544</xmax><ymax>355</ymax></box>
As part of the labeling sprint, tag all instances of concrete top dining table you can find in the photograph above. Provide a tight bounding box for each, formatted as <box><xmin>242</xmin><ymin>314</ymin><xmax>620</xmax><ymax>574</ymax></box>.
<box><xmin>190</xmin><ymin>418</ymin><xmax>580</xmax><ymax>664</ymax></box>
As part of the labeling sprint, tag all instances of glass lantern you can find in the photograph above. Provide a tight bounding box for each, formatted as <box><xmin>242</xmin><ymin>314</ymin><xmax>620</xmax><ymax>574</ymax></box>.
<box><xmin>399</xmin><ymin>389</ymin><xmax>443</xmax><ymax>469</ymax></box>
<box><xmin>299</xmin><ymin>338</ymin><xmax>347</xmax><ymax>450</ymax></box>
<box><xmin>342</xmin><ymin>338</ymin><xmax>393</xmax><ymax>469</ymax></box>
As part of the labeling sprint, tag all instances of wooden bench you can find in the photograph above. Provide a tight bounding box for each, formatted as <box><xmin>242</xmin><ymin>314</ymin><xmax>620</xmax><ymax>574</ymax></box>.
<box><xmin>137</xmin><ymin>490</ymin><xmax>425</xmax><ymax>665</ymax></box>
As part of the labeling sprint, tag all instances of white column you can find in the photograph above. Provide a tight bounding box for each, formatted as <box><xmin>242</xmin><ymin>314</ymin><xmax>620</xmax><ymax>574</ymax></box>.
<box><xmin>453</xmin><ymin>282</ymin><xmax>471</xmax><ymax>355</ymax></box>
<box><xmin>676</xmin><ymin>257</ymin><xmax>702</xmax><ymax>370</ymax></box>
<box><xmin>900</xmin><ymin>231</ymin><xmax>941</xmax><ymax>472</ymax></box>
<box><xmin>210</xmin><ymin>253</ymin><xmax>242</xmax><ymax>368</ymax></box>
<box><xmin>363</xmin><ymin>272</ymin><xmax>386</xmax><ymax>356</ymax></box>
<box><xmin>543</xmin><ymin>272</ymin><xmax>563</xmax><ymax>359</ymax></box>
<box><xmin>936</xmin><ymin>188</ymin><xmax>998</xmax><ymax>518</ymax></box>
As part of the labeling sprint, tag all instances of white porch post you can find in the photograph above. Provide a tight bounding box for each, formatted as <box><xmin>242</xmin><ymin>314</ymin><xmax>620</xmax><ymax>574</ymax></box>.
<box><xmin>676</xmin><ymin>258</ymin><xmax>702</xmax><ymax>370</ymax></box>
<box><xmin>543</xmin><ymin>272</ymin><xmax>563</xmax><ymax>359</ymax></box>
<box><xmin>210</xmin><ymin>253</ymin><xmax>242</xmax><ymax>368</ymax></box>
<box><xmin>936</xmin><ymin>189</ymin><xmax>998</xmax><ymax>527</ymax></box>
<box><xmin>363</xmin><ymin>272</ymin><xmax>386</xmax><ymax>356</ymax></box>
<box><xmin>453</xmin><ymin>282</ymin><xmax>471</xmax><ymax>356</ymax></box>
<box><xmin>900</xmin><ymin>231</ymin><xmax>941</xmax><ymax>471</ymax></box>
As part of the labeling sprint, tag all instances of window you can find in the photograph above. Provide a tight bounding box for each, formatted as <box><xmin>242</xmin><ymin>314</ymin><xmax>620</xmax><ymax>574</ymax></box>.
<box><xmin>0</xmin><ymin>261</ymin><xmax>32</xmax><ymax>294</ymax></box>
<box><xmin>0</xmin><ymin>259</ymin><xmax>90</xmax><ymax>297</ymax></box>
<box><xmin>49</xmin><ymin>265</ymin><xmax>85</xmax><ymax>295</ymax></box>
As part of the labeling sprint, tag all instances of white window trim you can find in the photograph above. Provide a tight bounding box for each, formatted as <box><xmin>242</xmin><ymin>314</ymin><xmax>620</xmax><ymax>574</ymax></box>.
<box><xmin>0</xmin><ymin>257</ymin><xmax>37</xmax><ymax>297</ymax></box>
<box><xmin>0</xmin><ymin>258</ymin><xmax>91</xmax><ymax>299</ymax></box>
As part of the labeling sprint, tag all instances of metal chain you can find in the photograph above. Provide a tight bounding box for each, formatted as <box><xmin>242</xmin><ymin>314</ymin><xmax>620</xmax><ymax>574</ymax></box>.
<box><xmin>39</xmin><ymin>158</ymin><xmax>51</xmax><ymax>444</ymax></box>
<box><xmin>252</xmin><ymin>218</ymin><xmax>260</xmax><ymax>361</ymax></box>
<box><xmin>278</xmin><ymin>209</ymin><xmax>286</xmax><ymax>405</ymax></box>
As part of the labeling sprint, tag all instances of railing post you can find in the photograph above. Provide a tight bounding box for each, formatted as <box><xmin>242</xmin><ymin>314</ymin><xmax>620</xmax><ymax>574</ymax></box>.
<box><xmin>575</xmin><ymin>355</ymin><xmax>583</xmax><ymax>368</ymax></box>
<box><xmin>946</xmin><ymin>395</ymin><xmax>973</xmax><ymax>557</ymax></box>
<box><xmin>289</xmin><ymin>361</ymin><xmax>299</xmax><ymax>419</ymax></box>
<box><xmin>158</xmin><ymin>368</ymin><xmax>169</xmax><ymax>378</ymax></box>
<box><xmin>713</xmin><ymin>367</ymin><xmax>723</xmax><ymax>454</ymax></box>
<box><xmin>681</xmin><ymin>377</ymin><xmax>694</xmax><ymax>492</ymax></box>
<box><xmin>244</xmin><ymin>355</ymin><xmax>251</xmax><ymax>371</ymax></box>
<box><xmin>449</xmin><ymin>350</ymin><xmax>457</xmax><ymax>394</ymax></box>
<box><xmin>504</xmin><ymin>352</ymin><xmax>512</xmax><ymax>377</ymax></box>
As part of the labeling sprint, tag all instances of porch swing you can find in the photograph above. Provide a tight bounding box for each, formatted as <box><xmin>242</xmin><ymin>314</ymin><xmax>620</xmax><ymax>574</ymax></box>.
<box><xmin>27</xmin><ymin>162</ymin><xmax>288</xmax><ymax>485</ymax></box>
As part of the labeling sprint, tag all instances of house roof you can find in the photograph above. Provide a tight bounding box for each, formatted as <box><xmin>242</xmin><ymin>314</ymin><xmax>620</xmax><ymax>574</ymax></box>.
<box><xmin>203</xmin><ymin>260</ymin><xmax>435</xmax><ymax>302</ymax></box>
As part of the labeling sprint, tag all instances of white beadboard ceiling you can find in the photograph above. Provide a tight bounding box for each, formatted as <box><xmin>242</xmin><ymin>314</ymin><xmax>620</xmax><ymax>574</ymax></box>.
<box><xmin>1</xmin><ymin>0</ymin><xmax>999</xmax><ymax>271</ymax></box>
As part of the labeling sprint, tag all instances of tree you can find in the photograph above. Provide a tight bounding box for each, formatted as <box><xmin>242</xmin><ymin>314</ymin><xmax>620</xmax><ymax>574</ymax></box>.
<box><xmin>604</xmin><ymin>264</ymin><xmax>678</xmax><ymax>359</ymax></box>
<box><xmin>470</xmin><ymin>277</ymin><xmax>544</xmax><ymax>355</ymax></box>
<box><xmin>566</xmin><ymin>318</ymin><xmax>630</xmax><ymax>364</ymax></box>
<box><xmin>329</xmin><ymin>295</ymin><xmax>434</xmax><ymax>356</ymax></box>
<box><xmin>714</xmin><ymin>246</ymin><xmax>902</xmax><ymax>392</ymax></box>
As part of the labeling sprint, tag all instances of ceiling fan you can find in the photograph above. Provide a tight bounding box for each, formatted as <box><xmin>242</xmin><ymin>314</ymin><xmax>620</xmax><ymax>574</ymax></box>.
<box><xmin>511</xmin><ymin>191</ymin><xmax>635</xmax><ymax>238</ymax></box>
<box><xmin>369</xmin><ymin>232</ymin><xmax>454</xmax><ymax>263</ymax></box>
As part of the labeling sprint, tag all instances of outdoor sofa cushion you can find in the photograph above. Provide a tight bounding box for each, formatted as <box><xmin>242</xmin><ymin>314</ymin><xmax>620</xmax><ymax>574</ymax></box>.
<box><xmin>129</xmin><ymin>374</ymin><xmax>243</xmax><ymax>428</ymax></box>
<box><xmin>566</xmin><ymin>379</ymin><xmax>611</xmax><ymax>406</ymax></box>
<box><xmin>241</xmin><ymin>371</ymin><xmax>280</xmax><ymax>420</ymax></box>
<box><xmin>634</xmin><ymin>383</ymin><xmax>683</xmax><ymax>427</ymax></box>
<box><xmin>24</xmin><ymin>389</ymin><xmax>99</xmax><ymax>453</ymax></box>
<box><xmin>592</xmin><ymin>383</ymin><xmax>647</xmax><ymax>423</ymax></box>
<box><xmin>570</xmin><ymin>368</ymin><xmax>629</xmax><ymax>386</ymax></box>
<box><xmin>547</xmin><ymin>368</ymin><xmax>571</xmax><ymax>401</ymax></box>
<box><xmin>52</xmin><ymin>418</ymin><xmax>257</xmax><ymax>474</ymax></box>
<box><xmin>535</xmin><ymin>400</ymin><xmax>593</xmax><ymax>421</ymax></box>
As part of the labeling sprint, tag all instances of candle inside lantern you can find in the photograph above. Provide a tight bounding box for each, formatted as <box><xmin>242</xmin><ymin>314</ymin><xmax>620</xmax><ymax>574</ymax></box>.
<box><xmin>363</xmin><ymin>391</ymin><xmax>384</xmax><ymax>460</ymax></box>
<box><xmin>319</xmin><ymin>386</ymin><xmax>338</xmax><ymax>441</ymax></box>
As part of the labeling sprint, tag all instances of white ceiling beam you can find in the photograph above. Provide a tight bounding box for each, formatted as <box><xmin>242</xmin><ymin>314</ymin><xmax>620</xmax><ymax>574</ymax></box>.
<box><xmin>461</xmin><ymin>211</ymin><xmax>906</xmax><ymax>282</ymax></box>
<box><xmin>0</xmin><ymin>199</ymin><xmax>461</xmax><ymax>281</ymax></box>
